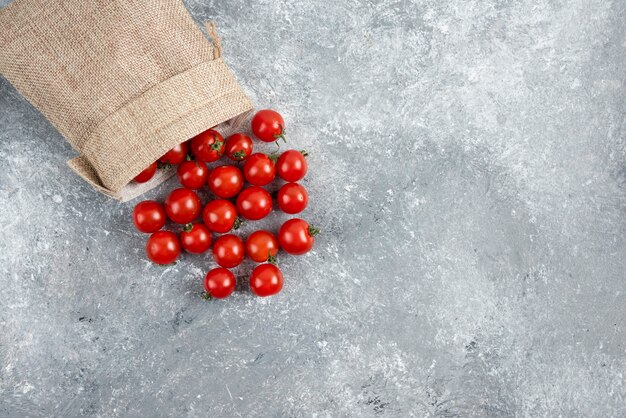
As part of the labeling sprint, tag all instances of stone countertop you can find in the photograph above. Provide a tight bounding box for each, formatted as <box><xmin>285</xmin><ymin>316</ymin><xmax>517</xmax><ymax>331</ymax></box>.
<box><xmin>1</xmin><ymin>0</ymin><xmax>625</xmax><ymax>416</ymax></box>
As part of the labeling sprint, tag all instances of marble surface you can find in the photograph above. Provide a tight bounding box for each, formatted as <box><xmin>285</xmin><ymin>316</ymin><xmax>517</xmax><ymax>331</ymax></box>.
<box><xmin>1</xmin><ymin>0</ymin><xmax>625</xmax><ymax>416</ymax></box>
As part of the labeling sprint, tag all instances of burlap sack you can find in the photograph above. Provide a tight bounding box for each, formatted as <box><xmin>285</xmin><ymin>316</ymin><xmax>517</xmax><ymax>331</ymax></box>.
<box><xmin>0</xmin><ymin>0</ymin><xmax>252</xmax><ymax>201</ymax></box>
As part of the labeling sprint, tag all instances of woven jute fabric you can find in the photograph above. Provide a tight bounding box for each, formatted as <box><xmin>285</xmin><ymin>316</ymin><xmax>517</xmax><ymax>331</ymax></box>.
<box><xmin>0</xmin><ymin>0</ymin><xmax>252</xmax><ymax>201</ymax></box>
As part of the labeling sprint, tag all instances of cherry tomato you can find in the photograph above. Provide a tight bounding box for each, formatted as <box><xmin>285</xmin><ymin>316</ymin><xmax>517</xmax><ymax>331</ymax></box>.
<box><xmin>190</xmin><ymin>129</ymin><xmax>224</xmax><ymax>162</ymax></box>
<box><xmin>212</xmin><ymin>234</ymin><xmax>244</xmax><ymax>268</ymax></box>
<box><xmin>245</xmin><ymin>230</ymin><xmax>279</xmax><ymax>263</ymax></box>
<box><xmin>225</xmin><ymin>133</ymin><xmax>253</xmax><ymax>161</ymax></box>
<box><xmin>146</xmin><ymin>231</ymin><xmax>181</xmax><ymax>264</ymax></box>
<box><xmin>159</xmin><ymin>142</ymin><xmax>189</xmax><ymax>165</ymax></box>
<box><xmin>277</xmin><ymin>183</ymin><xmax>308</xmax><ymax>214</ymax></box>
<box><xmin>208</xmin><ymin>165</ymin><xmax>244</xmax><ymax>198</ymax></box>
<box><xmin>165</xmin><ymin>188</ymin><xmax>201</xmax><ymax>224</ymax></box>
<box><xmin>133</xmin><ymin>200</ymin><xmax>166</xmax><ymax>233</ymax></box>
<box><xmin>202</xmin><ymin>199</ymin><xmax>239</xmax><ymax>233</ymax></box>
<box><xmin>278</xmin><ymin>218</ymin><xmax>319</xmax><ymax>255</ymax></box>
<box><xmin>243</xmin><ymin>153</ymin><xmax>275</xmax><ymax>186</ymax></box>
<box><xmin>251</xmin><ymin>109</ymin><xmax>286</xmax><ymax>143</ymax></box>
<box><xmin>249</xmin><ymin>264</ymin><xmax>284</xmax><ymax>297</ymax></box>
<box><xmin>276</xmin><ymin>150</ymin><xmax>307</xmax><ymax>182</ymax></box>
<box><xmin>177</xmin><ymin>160</ymin><xmax>209</xmax><ymax>190</ymax></box>
<box><xmin>236</xmin><ymin>187</ymin><xmax>272</xmax><ymax>221</ymax></box>
<box><xmin>134</xmin><ymin>162</ymin><xmax>157</xmax><ymax>183</ymax></box>
<box><xmin>204</xmin><ymin>268</ymin><xmax>236</xmax><ymax>299</ymax></box>
<box><xmin>180</xmin><ymin>223</ymin><xmax>212</xmax><ymax>254</ymax></box>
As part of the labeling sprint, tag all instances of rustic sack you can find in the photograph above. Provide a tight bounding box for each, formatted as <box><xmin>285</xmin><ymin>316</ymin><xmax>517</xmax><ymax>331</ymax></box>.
<box><xmin>0</xmin><ymin>0</ymin><xmax>252</xmax><ymax>201</ymax></box>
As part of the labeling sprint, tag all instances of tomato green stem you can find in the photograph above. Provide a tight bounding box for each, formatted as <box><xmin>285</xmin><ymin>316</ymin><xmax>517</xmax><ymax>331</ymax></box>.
<box><xmin>300</xmin><ymin>150</ymin><xmax>309</xmax><ymax>157</ymax></box>
<box><xmin>233</xmin><ymin>218</ymin><xmax>244</xmax><ymax>230</ymax></box>
<box><xmin>232</xmin><ymin>150</ymin><xmax>246</xmax><ymax>160</ymax></box>
<box><xmin>273</xmin><ymin>125</ymin><xmax>287</xmax><ymax>143</ymax></box>
<box><xmin>308</xmin><ymin>225</ymin><xmax>320</xmax><ymax>236</ymax></box>
<box><xmin>267</xmin><ymin>254</ymin><xmax>278</xmax><ymax>265</ymax></box>
<box><xmin>202</xmin><ymin>292</ymin><xmax>213</xmax><ymax>300</ymax></box>
<box><xmin>183</xmin><ymin>223</ymin><xmax>193</xmax><ymax>232</ymax></box>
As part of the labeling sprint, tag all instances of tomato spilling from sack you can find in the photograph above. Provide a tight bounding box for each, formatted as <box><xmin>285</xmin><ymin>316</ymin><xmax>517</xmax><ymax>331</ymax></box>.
<box><xmin>131</xmin><ymin>110</ymin><xmax>318</xmax><ymax>299</ymax></box>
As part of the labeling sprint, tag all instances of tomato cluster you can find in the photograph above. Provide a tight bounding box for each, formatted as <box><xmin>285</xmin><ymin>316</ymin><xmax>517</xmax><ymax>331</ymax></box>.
<box><xmin>131</xmin><ymin>109</ymin><xmax>318</xmax><ymax>299</ymax></box>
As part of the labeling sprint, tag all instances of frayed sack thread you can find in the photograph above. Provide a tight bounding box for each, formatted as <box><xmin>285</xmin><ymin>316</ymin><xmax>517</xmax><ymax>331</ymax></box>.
<box><xmin>0</xmin><ymin>0</ymin><xmax>252</xmax><ymax>201</ymax></box>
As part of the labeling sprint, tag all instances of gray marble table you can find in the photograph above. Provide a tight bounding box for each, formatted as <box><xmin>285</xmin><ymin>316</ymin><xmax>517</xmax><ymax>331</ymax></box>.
<box><xmin>1</xmin><ymin>0</ymin><xmax>625</xmax><ymax>416</ymax></box>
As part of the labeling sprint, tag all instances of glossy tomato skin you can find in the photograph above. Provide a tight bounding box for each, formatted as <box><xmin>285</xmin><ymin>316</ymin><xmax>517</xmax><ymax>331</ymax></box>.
<box><xmin>191</xmin><ymin>129</ymin><xmax>224</xmax><ymax>162</ymax></box>
<box><xmin>277</xmin><ymin>183</ymin><xmax>308</xmax><ymax>214</ymax></box>
<box><xmin>146</xmin><ymin>231</ymin><xmax>181</xmax><ymax>264</ymax></box>
<box><xmin>134</xmin><ymin>162</ymin><xmax>158</xmax><ymax>183</ymax></box>
<box><xmin>180</xmin><ymin>223</ymin><xmax>212</xmax><ymax>254</ymax></box>
<box><xmin>236</xmin><ymin>187</ymin><xmax>273</xmax><ymax>220</ymax></box>
<box><xmin>245</xmin><ymin>230</ymin><xmax>279</xmax><ymax>263</ymax></box>
<box><xmin>243</xmin><ymin>153</ymin><xmax>275</xmax><ymax>186</ymax></box>
<box><xmin>204</xmin><ymin>268</ymin><xmax>236</xmax><ymax>299</ymax></box>
<box><xmin>249</xmin><ymin>264</ymin><xmax>284</xmax><ymax>297</ymax></box>
<box><xmin>165</xmin><ymin>188</ymin><xmax>201</xmax><ymax>224</ymax></box>
<box><xmin>276</xmin><ymin>150</ymin><xmax>307</xmax><ymax>182</ymax></box>
<box><xmin>202</xmin><ymin>199</ymin><xmax>238</xmax><ymax>233</ymax></box>
<box><xmin>212</xmin><ymin>234</ymin><xmax>245</xmax><ymax>268</ymax></box>
<box><xmin>177</xmin><ymin>160</ymin><xmax>209</xmax><ymax>189</ymax></box>
<box><xmin>208</xmin><ymin>165</ymin><xmax>244</xmax><ymax>198</ymax></box>
<box><xmin>225</xmin><ymin>133</ymin><xmax>253</xmax><ymax>161</ymax></box>
<box><xmin>278</xmin><ymin>218</ymin><xmax>318</xmax><ymax>255</ymax></box>
<box><xmin>133</xmin><ymin>201</ymin><xmax>167</xmax><ymax>233</ymax></box>
<box><xmin>159</xmin><ymin>142</ymin><xmax>189</xmax><ymax>165</ymax></box>
<box><xmin>251</xmin><ymin>109</ymin><xmax>285</xmax><ymax>142</ymax></box>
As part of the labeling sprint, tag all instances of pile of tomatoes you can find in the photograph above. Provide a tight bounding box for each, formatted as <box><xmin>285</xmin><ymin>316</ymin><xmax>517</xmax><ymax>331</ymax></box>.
<box><xmin>131</xmin><ymin>110</ymin><xmax>318</xmax><ymax>299</ymax></box>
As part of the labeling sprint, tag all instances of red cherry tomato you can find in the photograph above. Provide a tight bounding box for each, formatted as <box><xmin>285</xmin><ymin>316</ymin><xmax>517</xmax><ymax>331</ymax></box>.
<box><xmin>134</xmin><ymin>162</ymin><xmax>157</xmax><ymax>183</ymax></box>
<box><xmin>146</xmin><ymin>231</ymin><xmax>181</xmax><ymax>264</ymax></box>
<box><xmin>276</xmin><ymin>150</ymin><xmax>307</xmax><ymax>182</ymax></box>
<box><xmin>190</xmin><ymin>129</ymin><xmax>224</xmax><ymax>162</ymax></box>
<box><xmin>277</xmin><ymin>183</ymin><xmax>308</xmax><ymax>214</ymax></box>
<box><xmin>251</xmin><ymin>109</ymin><xmax>286</xmax><ymax>143</ymax></box>
<box><xmin>208</xmin><ymin>165</ymin><xmax>244</xmax><ymax>198</ymax></box>
<box><xmin>245</xmin><ymin>230</ymin><xmax>279</xmax><ymax>263</ymax></box>
<box><xmin>204</xmin><ymin>268</ymin><xmax>236</xmax><ymax>299</ymax></box>
<box><xmin>165</xmin><ymin>188</ymin><xmax>201</xmax><ymax>224</ymax></box>
<box><xmin>177</xmin><ymin>160</ymin><xmax>209</xmax><ymax>190</ymax></box>
<box><xmin>202</xmin><ymin>199</ymin><xmax>239</xmax><ymax>233</ymax></box>
<box><xmin>133</xmin><ymin>200</ymin><xmax>166</xmax><ymax>233</ymax></box>
<box><xmin>243</xmin><ymin>153</ymin><xmax>275</xmax><ymax>186</ymax></box>
<box><xmin>225</xmin><ymin>133</ymin><xmax>253</xmax><ymax>161</ymax></box>
<box><xmin>212</xmin><ymin>234</ymin><xmax>244</xmax><ymax>268</ymax></box>
<box><xmin>180</xmin><ymin>223</ymin><xmax>212</xmax><ymax>254</ymax></box>
<box><xmin>249</xmin><ymin>264</ymin><xmax>284</xmax><ymax>297</ymax></box>
<box><xmin>159</xmin><ymin>142</ymin><xmax>189</xmax><ymax>165</ymax></box>
<box><xmin>278</xmin><ymin>218</ymin><xmax>319</xmax><ymax>255</ymax></box>
<box><xmin>236</xmin><ymin>187</ymin><xmax>272</xmax><ymax>220</ymax></box>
